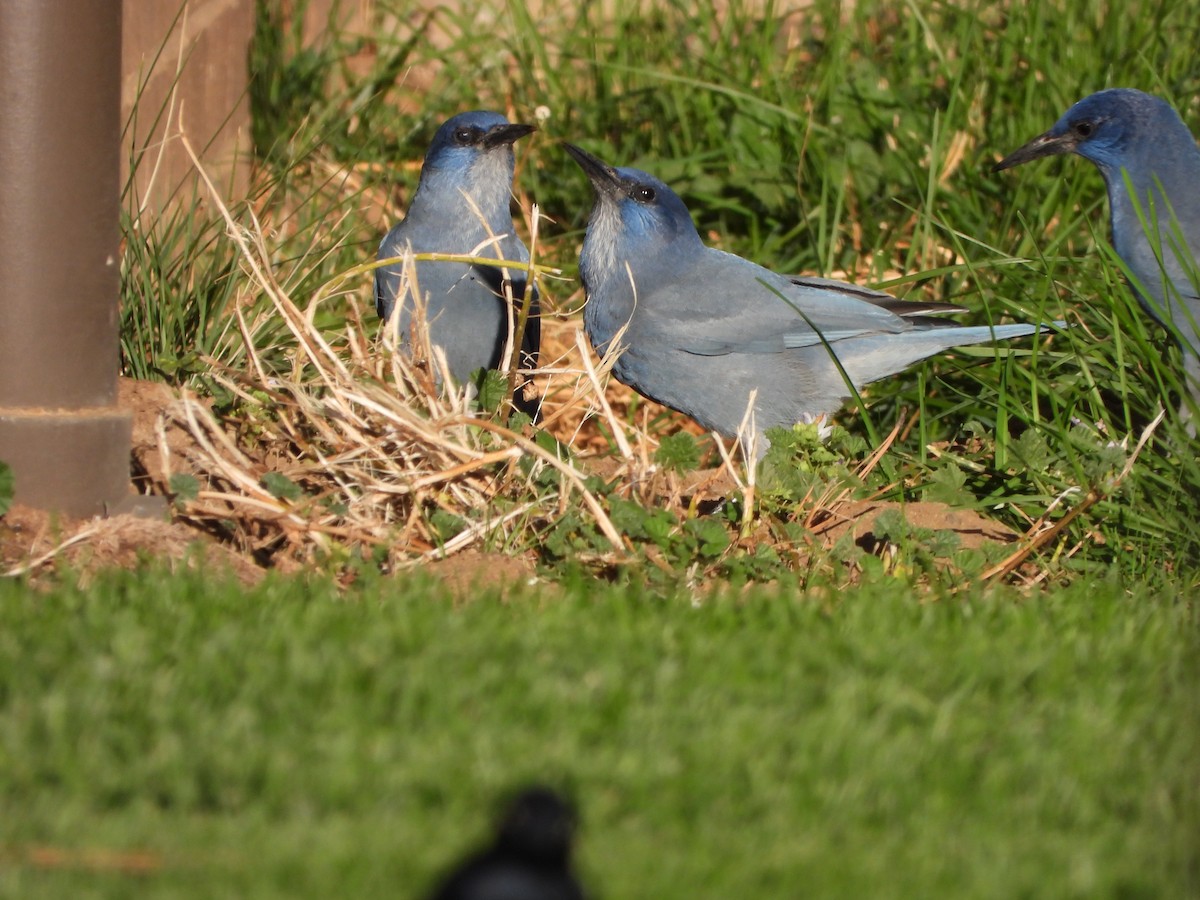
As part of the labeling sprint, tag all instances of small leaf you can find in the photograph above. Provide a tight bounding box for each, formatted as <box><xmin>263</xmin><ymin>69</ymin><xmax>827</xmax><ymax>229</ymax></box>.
<box><xmin>924</xmin><ymin>464</ymin><xmax>971</xmax><ymax>507</ymax></box>
<box><xmin>644</xmin><ymin>512</ymin><xmax>675</xmax><ymax>545</ymax></box>
<box><xmin>429</xmin><ymin>509</ymin><xmax>467</xmax><ymax>542</ymax></box>
<box><xmin>534</xmin><ymin>428</ymin><xmax>569</xmax><ymax>458</ymax></box>
<box><xmin>474</xmin><ymin>369</ymin><xmax>509</xmax><ymax>413</ymax></box>
<box><xmin>1013</xmin><ymin>427</ymin><xmax>1054</xmax><ymax>471</ymax></box>
<box><xmin>508</xmin><ymin>411</ymin><xmax>534</xmax><ymax>431</ymax></box>
<box><xmin>261</xmin><ymin>472</ymin><xmax>303</xmax><ymax>502</ymax></box>
<box><xmin>608</xmin><ymin>497</ymin><xmax>651</xmax><ymax>540</ymax></box>
<box><xmin>0</xmin><ymin>460</ymin><xmax>13</xmax><ymax>516</ymax></box>
<box><xmin>655</xmin><ymin>432</ymin><xmax>701</xmax><ymax>473</ymax></box>
<box><xmin>928</xmin><ymin>529</ymin><xmax>962</xmax><ymax>558</ymax></box>
<box><xmin>685</xmin><ymin>518</ymin><xmax>731</xmax><ymax>557</ymax></box>
<box><xmin>871</xmin><ymin>508</ymin><xmax>912</xmax><ymax>543</ymax></box>
<box><xmin>168</xmin><ymin>473</ymin><xmax>200</xmax><ymax>502</ymax></box>
<box><xmin>320</xmin><ymin>495</ymin><xmax>349</xmax><ymax>516</ymax></box>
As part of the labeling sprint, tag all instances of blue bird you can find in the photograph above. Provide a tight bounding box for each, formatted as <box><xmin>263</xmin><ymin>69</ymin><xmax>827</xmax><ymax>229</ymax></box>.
<box><xmin>996</xmin><ymin>88</ymin><xmax>1200</xmax><ymax>429</ymax></box>
<box><xmin>564</xmin><ymin>143</ymin><xmax>1050</xmax><ymax>454</ymax></box>
<box><xmin>376</xmin><ymin>111</ymin><xmax>540</xmax><ymax>414</ymax></box>
<box><xmin>426</xmin><ymin>786</ymin><xmax>586</xmax><ymax>900</ymax></box>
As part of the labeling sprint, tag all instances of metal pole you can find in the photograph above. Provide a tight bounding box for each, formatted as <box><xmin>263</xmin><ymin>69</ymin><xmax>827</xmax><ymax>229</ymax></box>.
<box><xmin>0</xmin><ymin>2</ymin><xmax>132</xmax><ymax>517</ymax></box>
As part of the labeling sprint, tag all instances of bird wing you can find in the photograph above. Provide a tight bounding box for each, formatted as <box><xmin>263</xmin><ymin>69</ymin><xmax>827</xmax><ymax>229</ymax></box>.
<box><xmin>652</xmin><ymin>251</ymin><xmax>921</xmax><ymax>356</ymax></box>
<box><xmin>790</xmin><ymin>275</ymin><xmax>968</xmax><ymax>318</ymax></box>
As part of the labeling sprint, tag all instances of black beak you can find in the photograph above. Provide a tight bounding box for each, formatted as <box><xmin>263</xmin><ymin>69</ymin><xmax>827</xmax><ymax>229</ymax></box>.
<box><xmin>993</xmin><ymin>129</ymin><xmax>1078</xmax><ymax>173</ymax></box>
<box><xmin>482</xmin><ymin>123</ymin><xmax>536</xmax><ymax>150</ymax></box>
<box><xmin>563</xmin><ymin>142</ymin><xmax>624</xmax><ymax>195</ymax></box>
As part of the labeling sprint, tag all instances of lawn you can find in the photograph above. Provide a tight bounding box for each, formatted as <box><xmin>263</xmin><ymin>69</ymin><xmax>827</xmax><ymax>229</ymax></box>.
<box><xmin>3</xmin><ymin>0</ymin><xmax>1200</xmax><ymax>895</ymax></box>
<box><xmin>0</xmin><ymin>570</ymin><xmax>1196</xmax><ymax>898</ymax></box>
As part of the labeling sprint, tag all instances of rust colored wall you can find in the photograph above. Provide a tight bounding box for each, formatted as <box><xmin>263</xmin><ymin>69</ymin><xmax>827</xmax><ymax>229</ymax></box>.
<box><xmin>120</xmin><ymin>0</ymin><xmax>379</xmax><ymax>212</ymax></box>
<box><xmin>121</xmin><ymin>0</ymin><xmax>255</xmax><ymax>211</ymax></box>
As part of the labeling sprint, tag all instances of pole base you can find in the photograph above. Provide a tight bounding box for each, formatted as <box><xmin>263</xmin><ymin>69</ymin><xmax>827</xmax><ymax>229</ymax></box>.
<box><xmin>0</xmin><ymin>407</ymin><xmax>134</xmax><ymax>518</ymax></box>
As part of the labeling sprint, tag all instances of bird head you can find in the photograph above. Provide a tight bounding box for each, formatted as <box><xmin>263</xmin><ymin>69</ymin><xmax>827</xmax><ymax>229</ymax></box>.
<box><xmin>416</xmin><ymin>111</ymin><xmax>535</xmax><ymax>216</ymax></box>
<box><xmin>994</xmin><ymin>88</ymin><xmax>1180</xmax><ymax>174</ymax></box>
<box><xmin>564</xmin><ymin>142</ymin><xmax>703</xmax><ymax>273</ymax></box>
<box><xmin>426</xmin><ymin>111</ymin><xmax>536</xmax><ymax>164</ymax></box>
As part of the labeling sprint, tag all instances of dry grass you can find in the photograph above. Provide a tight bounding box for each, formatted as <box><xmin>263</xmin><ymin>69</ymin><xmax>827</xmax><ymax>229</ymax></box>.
<box><xmin>144</xmin><ymin>138</ymin><xmax>702</xmax><ymax>572</ymax></box>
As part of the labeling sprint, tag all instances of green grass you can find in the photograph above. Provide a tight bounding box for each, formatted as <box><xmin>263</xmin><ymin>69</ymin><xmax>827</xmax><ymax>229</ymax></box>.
<box><xmin>0</xmin><ymin>569</ymin><xmax>1196</xmax><ymax>898</ymax></box>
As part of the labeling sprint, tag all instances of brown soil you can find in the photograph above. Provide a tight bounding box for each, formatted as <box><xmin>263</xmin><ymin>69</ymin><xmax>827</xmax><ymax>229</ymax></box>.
<box><xmin>425</xmin><ymin>549</ymin><xmax>541</xmax><ymax>599</ymax></box>
<box><xmin>810</xmin><ymin>499</ymin><xmax>1018</xmax><ymax>552</ymax></box>
<box><xmin>0</xmin><ymin>502</ymin><xmax>264</xmax><ymax>587</ymax></box>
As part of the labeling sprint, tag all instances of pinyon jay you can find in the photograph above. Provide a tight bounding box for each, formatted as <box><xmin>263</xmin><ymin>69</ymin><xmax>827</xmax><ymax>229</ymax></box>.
<box><xmin>996</xmin><ymin>88</ymin><xmax>1200</xmax><ymax>430</ymax></box>
<box><xmin>376</xmin><ymin>111</ymin><xmax>540</xmax><ymax>413</ymax></box>
<box><xmin>566</xmin><ymin>142</ymin><xmax>1051</xmax><ymax>454</ymax></box>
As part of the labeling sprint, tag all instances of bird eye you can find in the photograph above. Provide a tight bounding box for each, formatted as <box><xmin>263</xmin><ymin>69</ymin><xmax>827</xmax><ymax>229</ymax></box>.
<box><xmin>1072</xmin><ymin>120</ymin><xmax>1095</xmax><ymax>139</ymax></box>
<box><xmin>633</xmin><ymin>185</ymin><xmax>656</xmax><ymax>203</ymax></box>
<box><xmin>453</xmin><ymin>127</ymin><xmax>477</xmax><ymax>145</ymax></box>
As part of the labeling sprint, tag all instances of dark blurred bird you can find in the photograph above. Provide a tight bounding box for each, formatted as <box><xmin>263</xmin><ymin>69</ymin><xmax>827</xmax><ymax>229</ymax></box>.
<box><xmin>996</xmin><ymin>88</ymin><xmax>1200</xmax><ymax>431</ymax></box>
<box><xmin>426</xmin><ymin>786</ymin><xmax>586</xmax><ymax>900</ymax></box>
<box><xmin>376</xmin><ymin>110</ymin><xmax>540</xmax><ymax>414</ymax></box>
<box><xmin>565</xmin><ymin>142</ymin><xmax>1051</xmax><ymax>455</ymax></box>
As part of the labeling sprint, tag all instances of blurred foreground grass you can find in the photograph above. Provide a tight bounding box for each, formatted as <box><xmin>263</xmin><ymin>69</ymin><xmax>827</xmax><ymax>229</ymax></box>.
<box><xmin>0</xmin><ymin>567</ymin><xmax>1197</xmax><ymax>898</ymax></box>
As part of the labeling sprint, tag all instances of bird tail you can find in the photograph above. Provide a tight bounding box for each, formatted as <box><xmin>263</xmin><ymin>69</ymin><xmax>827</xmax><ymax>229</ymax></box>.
<box><xmin>916</xmin><ymin>321</ymin><xmax>1061</xmax><ymax>342</ymax></box>
<box><xmin>832</xmin><ymin>321</ymin><xmax>1062</xmax><ymax>389</ymax></box>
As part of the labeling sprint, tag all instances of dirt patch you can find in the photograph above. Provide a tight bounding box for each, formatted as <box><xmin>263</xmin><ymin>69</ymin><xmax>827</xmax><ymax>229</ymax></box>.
<box><xmin>424</xmin><ymin>549</ymin><xmax>540</xmax><ymax>599</ymax></box>
<box><xmin>0</xmin><ymin>502</ymin><xmax>263</xmax><ymax>586</ymax></box>
<box><xmin>123</xmin><ymin>378</ymin><xmax>206</xmax><ymax>493</ymax></box>
<box><xmin>810</xmin><ymin>499</ymin><xmax>1018</xmax><ymax>552</ymax></box>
